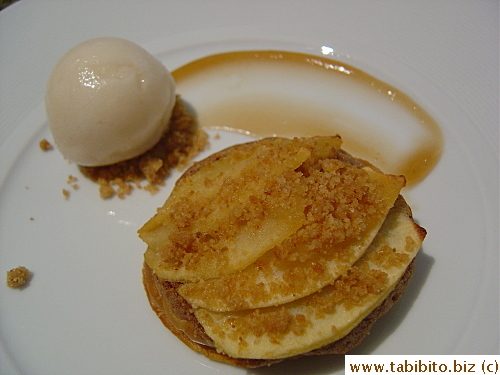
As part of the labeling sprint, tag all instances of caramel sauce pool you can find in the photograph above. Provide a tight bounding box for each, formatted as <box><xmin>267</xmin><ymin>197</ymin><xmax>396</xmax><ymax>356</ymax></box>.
<box><xmin>173</xmin><ymin>51</ymin><xmax>443</xmax><ymax>187</ymax></box>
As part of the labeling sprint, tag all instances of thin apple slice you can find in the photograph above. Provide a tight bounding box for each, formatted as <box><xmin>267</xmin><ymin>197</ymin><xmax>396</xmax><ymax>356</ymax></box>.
<box><xmin>139</xmin><ymin>138</ymin><xmax>313</xmax><ymax>282</ymax></box>
<box><xmin>194</xmin><ymin>197</ymin><xmax>425</xmax><ymax>360</ymax></box>
<box><xmin>179</xmin><ymin>164</ymin><xmax>405</xmax><ymax>311</ymax></box>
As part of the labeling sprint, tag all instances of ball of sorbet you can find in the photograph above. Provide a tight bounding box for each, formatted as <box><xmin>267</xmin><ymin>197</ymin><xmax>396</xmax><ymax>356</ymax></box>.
<box><xmin>45</xmin><ymin>37</ymin><xmax>176</xmax><ymax>166</ymax></box>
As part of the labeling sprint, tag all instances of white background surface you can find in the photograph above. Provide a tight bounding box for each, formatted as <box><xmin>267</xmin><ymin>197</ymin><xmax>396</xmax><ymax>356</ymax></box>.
<box><xmin>0</xmin><ymin>1</ymin><xmax>498</xmax><ymax>374</ymax></box>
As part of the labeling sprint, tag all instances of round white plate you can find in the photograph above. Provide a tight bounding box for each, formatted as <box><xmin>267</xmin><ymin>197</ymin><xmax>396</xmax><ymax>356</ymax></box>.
<box><xmin>0</xmin><ymin>1</ymin><xmax>498</xmax><ymax>374</ymax></box>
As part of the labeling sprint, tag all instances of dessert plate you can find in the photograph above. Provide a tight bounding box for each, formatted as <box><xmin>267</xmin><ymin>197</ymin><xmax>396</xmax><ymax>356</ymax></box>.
<box><xmin>0</xmin><ymin>1</ymin><xmax>497</xmax><ymax>374</ymax></box>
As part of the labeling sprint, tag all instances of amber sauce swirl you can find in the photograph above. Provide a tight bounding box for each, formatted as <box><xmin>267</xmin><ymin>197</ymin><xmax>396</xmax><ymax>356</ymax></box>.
<box><xmin>173</xmin><ymin>51</ymin><xmax>443</xmax><ymax>187</ymax></box>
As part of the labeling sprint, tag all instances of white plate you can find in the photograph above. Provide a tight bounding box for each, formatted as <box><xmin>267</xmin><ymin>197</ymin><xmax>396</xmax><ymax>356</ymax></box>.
<box><xmin>0</xmin><ymin>1</ymin><xmax>498</xmax><ymax>374</ymax></box>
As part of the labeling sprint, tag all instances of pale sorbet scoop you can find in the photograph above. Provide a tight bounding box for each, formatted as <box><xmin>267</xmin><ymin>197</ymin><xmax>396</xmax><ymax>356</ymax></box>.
<box><xmin>45</xmin><ymin>37</ymin><xmax>176</xmax><ymax>166</ymax></box>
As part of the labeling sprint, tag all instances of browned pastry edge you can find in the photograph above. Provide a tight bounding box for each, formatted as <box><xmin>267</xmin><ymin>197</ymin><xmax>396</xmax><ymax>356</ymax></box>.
<box><xmin>142</xmin><ymin>258</ymin><xmax>415</xmax><ymax>368</ymax></box>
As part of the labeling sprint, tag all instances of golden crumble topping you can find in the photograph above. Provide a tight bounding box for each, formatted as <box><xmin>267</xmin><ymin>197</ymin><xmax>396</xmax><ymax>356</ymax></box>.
<box><xmin>366</xmin><ymin>245</ymin><xmax>410</xmax><ymax>270</ymax></box>
<box><xmin>203</xmin><ymin>305</ymin><xmax>310</xmax><ymax>346</ymax></box>
<box><xmin>204</xmin><ymin>266</ymin><xmax>388</xmax><ymax>345</ymax></box>
<box><xmin>141</xmin><ymin>138</ymin><xmax>315</xmax><ymax>281</ymax></box>
<box><xmin>6</xmin><ymin>266</ymin><xmax>31</xmax><ymax>288</ymax></box>
<box><xmin>174</xmin><ymin>138</ymin><xmax>404</xmax><ymax>311</ymax></box>
<box><xmin>328</xmin><ymin>266</ymin><xmax>388</xmax><ymax>310</ymax></box>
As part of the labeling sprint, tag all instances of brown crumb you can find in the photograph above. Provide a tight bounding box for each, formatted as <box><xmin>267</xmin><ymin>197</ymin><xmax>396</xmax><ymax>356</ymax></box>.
<box><xmin>62</xmin><ymin>189</ymin><xmax>70</xmax><ymax>200</ymax></box>
<box><xmin>144</xmin><ymin>182</ymin><xmax>160</xmax><ymax>195</ymax></box>
<box><xmin>6</xmin><ymin>266</ymin><xmax>31</xmax><ymax>288</ymax></box>
<box><xmin>67</xmin><ymin>175</ymin><xmax>78</xmax><ymax>184</ymax></box>
<box><xmin>114</xmin><ymin>178</ymin><xmax>133</xmax><ymax>199</ymax></box>
<box><xmin>98</xmin><ymin>179</ymin><xmax>115</xmax><ymax>199</ymax></box>
<box><xmin>80</xmin><ymin>96</ymin><xmax>209</xmax><ymax>199</ymax></box>
<box><xmin>66</xmin><ymin>175</ymin><xmax>79</xmax><ymax>191</ymax></box>
<box><xmin>39</xmin><ymin>138</ymin><xmax>52</xmax><ymax>151</ymax></box>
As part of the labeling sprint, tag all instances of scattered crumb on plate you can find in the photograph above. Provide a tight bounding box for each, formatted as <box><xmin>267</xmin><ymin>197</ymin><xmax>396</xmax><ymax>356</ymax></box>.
<box><xmin>62</xmin><ymin>189</ymin><xmax>70</xmax><ymax>200</ymax></box>
<box><xmin>39</xmin><ymin>138</ymin><xmax>52</xmax><ymax>151</ymax></box>
<box><xmin>67</xmin><ymin>175</ymin><xmax>78</xmax><ymax>184</ymax></box>
<box><xmin>6</xmin><ymin>266</ymin><xmax>31</xmax><ymax>288</ymax></box>
<box><xmin>67</xmin><ymin>175</ymin><xmax>79</xmax><ymax>190</ymax></box>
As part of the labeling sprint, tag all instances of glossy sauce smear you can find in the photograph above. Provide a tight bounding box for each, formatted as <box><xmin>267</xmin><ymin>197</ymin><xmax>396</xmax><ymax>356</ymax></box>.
<box><xmin>173</xmin><ymin>51</ymin><xmax>443</xmax><ymax>187</ymax></box>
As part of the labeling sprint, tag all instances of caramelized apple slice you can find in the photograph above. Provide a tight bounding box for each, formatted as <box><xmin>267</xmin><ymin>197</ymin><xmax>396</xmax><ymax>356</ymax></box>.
<box><xmin>139</xmin><ymin>138</ymin><xmax>313</xmax><ymax>282</ymax></box>
<box><xmin>179</xmin><ymin>163</ymin><xmax>405</xmax><ymax>311</ymax></box>
<box><xmin>194</xmin><ymin>197</ymin><xmax>426</xmax><ymax>360</ymax></box>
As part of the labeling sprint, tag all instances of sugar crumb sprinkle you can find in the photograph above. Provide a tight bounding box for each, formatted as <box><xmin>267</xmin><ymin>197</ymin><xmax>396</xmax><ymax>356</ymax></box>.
<box><xmin>62</xmin><ymin>189</ymin><xmax>70</xmax><ymax>200</ymax></box>
<box><xmin>6</xmin><ymin>266</ymin><xmax>31</xmax><ymax>288</ymax></box>
<box><xmin>39</xmin><ymin>138</ymin><xmax>53</xmax><ymax>151</ymax></box>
